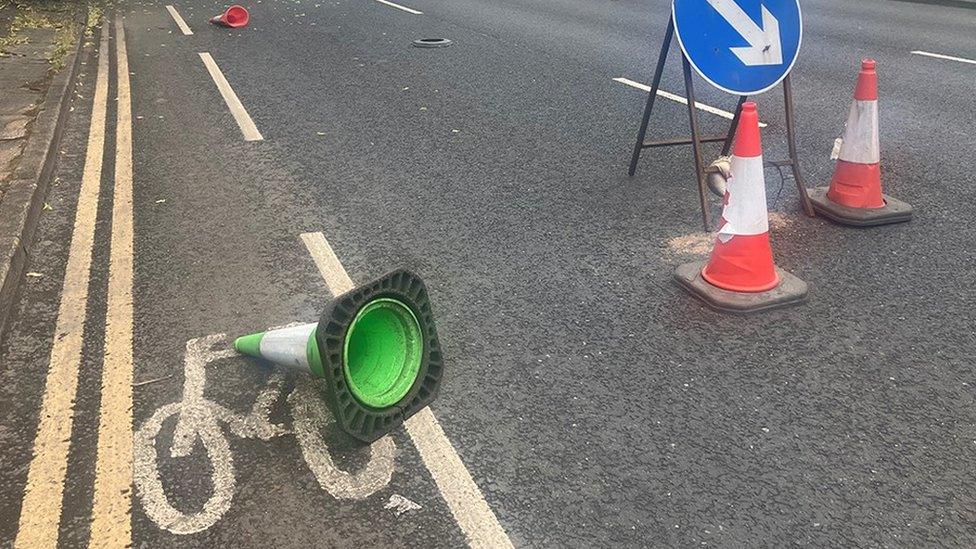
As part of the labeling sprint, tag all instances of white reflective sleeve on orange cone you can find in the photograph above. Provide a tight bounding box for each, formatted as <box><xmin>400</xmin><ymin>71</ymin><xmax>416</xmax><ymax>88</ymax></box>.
<box><xmin>838</xmin><ymin>100</ymin><xmax>880</xmax><ymax>164</ymax></box>
<box><xmin>718</xmin><ymin>154</ymin><xmax>769</xmax><ymax>243</ymax></box>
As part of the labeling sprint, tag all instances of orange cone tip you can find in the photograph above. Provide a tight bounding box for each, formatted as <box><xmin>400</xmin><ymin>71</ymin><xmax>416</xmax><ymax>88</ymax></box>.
<box><xmin>732</xmin><ymin>102</ymin><xmax>762</xmax><ymax>158</ymax></box>
<box><xmin>853</xmin><ymin>59</ymin><xmax>878</xmax><ymax>101</ymax></box>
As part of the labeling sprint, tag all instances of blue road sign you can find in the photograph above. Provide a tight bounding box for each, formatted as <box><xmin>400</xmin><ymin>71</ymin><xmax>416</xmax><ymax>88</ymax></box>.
<box><xmin>672</xmin><ymin>0</ymin><xmax>802</xmax><ymax>95</ymax></box>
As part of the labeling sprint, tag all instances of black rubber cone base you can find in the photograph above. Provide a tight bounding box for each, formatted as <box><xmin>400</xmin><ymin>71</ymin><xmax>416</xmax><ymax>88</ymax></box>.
<box><xmin>808</xmin><ymin>187</ymin><xmax>913</xmax><ymax>227</ymax></box>
<box><xmin>316</xmin><ymin>270</ymin><xmax>443</xmax><ymax>443</ymax></box>
<box><xmin>673</xmin><ymin>262</ymin><xmax>808</xmax><ymax>314</ymax></box>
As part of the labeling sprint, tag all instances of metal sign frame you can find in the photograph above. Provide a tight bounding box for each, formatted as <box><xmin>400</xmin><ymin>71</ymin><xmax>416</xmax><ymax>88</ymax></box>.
<box><xmin>627</xmin><ymin>15</ymin><xmax>814</xmax><ymax>232</ymax></box>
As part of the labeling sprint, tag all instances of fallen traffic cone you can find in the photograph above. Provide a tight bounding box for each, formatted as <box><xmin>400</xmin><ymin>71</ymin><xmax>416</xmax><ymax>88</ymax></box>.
<box><xmin>674</xmin><ymin>102</ymin><xmax>808</xmax><ymax>314</ymax></box>
<box><xmin>210</xmin><ymin>5</ymin><xmax>250</xmax><ymax>29</ymax></box>
<box><xmin>235</xmin><ymin>270</ymin><xmax>443</xmax><ymax>443</ymax></box>
<box><xmin>808</xmin><ymin>59</ymin><xmax>912</xmax><ymax>226</ymax></box>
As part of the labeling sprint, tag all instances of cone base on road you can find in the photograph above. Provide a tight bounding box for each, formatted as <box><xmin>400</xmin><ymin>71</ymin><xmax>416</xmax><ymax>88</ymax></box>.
<box><xmin>808</xmin><ymin>187</ymin><xmax>912</xmax><ymax>227</ymax></box>
<box><xmin>234</xmin><ymin>270</ymin><xmax>442</xmax><ymax>444</ymax></box>
<box><xmin>316</xmin><ymin>270</ymin><xmax>442</xmax><ymax>443</ymax></box>
<box><xmin>673</xmin><ymin>261</ymin><xmax>808</xmax><ymax>314</ymax></box>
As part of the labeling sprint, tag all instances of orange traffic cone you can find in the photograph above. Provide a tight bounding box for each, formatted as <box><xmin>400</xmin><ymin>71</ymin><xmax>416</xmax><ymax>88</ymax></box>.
<box><xmin>210</xmin><ymin>5</ymin><xmax>250</xmax><ymax>29</ymax></box>
<box><xmin>809</xmin><ymin>59</ymin><xmax>912</xmax><ymax>226</ymax></box>
<box><xmin>674</xmin><ymin>102</ymin><xmax>807</xmax><ymax>314</ymax></box>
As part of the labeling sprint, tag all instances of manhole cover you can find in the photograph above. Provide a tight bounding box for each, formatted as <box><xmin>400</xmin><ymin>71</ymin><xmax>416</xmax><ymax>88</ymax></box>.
<box><xmin>412</xmin><ymin>38</ymin><xmax>452</xmax><ymax>48</ymax></box>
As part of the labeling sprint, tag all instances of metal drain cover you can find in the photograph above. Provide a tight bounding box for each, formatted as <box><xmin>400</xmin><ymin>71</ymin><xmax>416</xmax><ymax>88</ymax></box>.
<box><xmin>412</xmin><ymin>38</ymin><xmax>452</xmax><ymax>48</ymax></box>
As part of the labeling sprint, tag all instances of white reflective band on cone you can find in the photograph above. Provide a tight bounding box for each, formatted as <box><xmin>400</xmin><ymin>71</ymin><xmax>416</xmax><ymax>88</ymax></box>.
<box><xmin>260</xmin><ymin>322</ymin><xmax>317</xmax><ymax>370</ymax></box>
<box><xmin>718</xmin><ymin>154</ymin><xmax>769</xmax><ymax>243</ymax></box>
<box><xmin>838</xmin><ymin>100</ymin><xmax>880</xmax><ymax>164</ymax></box>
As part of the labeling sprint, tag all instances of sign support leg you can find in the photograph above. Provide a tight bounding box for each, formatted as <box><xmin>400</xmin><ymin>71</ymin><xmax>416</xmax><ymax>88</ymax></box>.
<box><xmin>628</xmin><ymin>17</ymin><xmax>674</xmax><ymax>177</ymax></box>
<box><xmin>681</xmin><ymin>54</ymin><xmax>712</xmax><ymax>232</ymax></box>
<box><xmin>783</xmin><ymin>75</ymin><xmax>816</xmax><ymax>217</ymax></box>
<box><xmin>627</xmin><ymin>12</ymin><xmax>811</xmax><ymax>231</ymax></box>
<box><xmin>720</xmin><ymin>96</ymin><xmax>749</xmax><ymax>156</ymax></box>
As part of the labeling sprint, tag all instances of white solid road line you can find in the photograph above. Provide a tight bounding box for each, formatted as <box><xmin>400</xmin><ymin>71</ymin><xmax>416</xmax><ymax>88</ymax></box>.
<box><xmin>403</xmin><ymin>409</ymin><xmax>514</xmax><ymax>549</ymax></box>
<box><xmin>301</xmin><ymin>232</ymin><xmax>355</xmax><ymax>295</ymax></box>
<box><xmin>299</xmin><ymin>232</ymin><xmax>513</xmax><ymax>549</ymax></box>
<box><xmin>199</xmin><ymin>52</ymin><xmax>264</xmax><ymax>141</ymax></box>
<box><xmin>911</xmin><ymin>50</ymin><xmax>976</xmax><ymax>65</ymax></box>
<box><xmin>165</xmin><ymin>5</ymin><xmax>193</xmax><ymax>35</ymax></box>
<box><xmin>374</xmin><ymin>0</ymin><xmax>424</xmax><ymax>15</ymax></box>
<box><xmin>15</xmin><ymin>27</ymin><xmax>110</xmax><ymax>549</ymax></box>
<box><xmin>89</xmin><ymin>17</ymin><xmax>135</xmax><ymax>549</ymax></box>
<box><xmin>613</xmin><ymin>77</ymin><xmax>768</xmax><ymax>128</ymax></box>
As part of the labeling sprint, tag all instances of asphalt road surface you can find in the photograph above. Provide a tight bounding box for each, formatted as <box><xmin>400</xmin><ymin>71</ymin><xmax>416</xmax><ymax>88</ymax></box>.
<box><xmin>2</xmin><ymin>0</ymin><xmax>976</xmax><ymax>546</ymax></box>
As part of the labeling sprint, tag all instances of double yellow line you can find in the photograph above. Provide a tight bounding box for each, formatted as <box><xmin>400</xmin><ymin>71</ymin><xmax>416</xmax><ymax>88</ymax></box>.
<box><xmin>15</xmin><ymin>16</ymin><xmax>135</xmax><ymax>549</ymax></box>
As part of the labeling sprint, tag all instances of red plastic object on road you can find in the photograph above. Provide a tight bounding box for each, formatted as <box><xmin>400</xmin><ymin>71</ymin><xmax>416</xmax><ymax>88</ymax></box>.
<box><xmin>673</xmin><ymin>102</ymin><xmax>807</xmax><ymax>314</ymax></box>
<box><xmin>210</xmin><ymin>5</ymin><xmax>250</xmax><ymax>28</ymax></box>
<box><xmin>808</xmin><ymin>59</ymin><xmax>912</xmax><ymax>226</ymax></box>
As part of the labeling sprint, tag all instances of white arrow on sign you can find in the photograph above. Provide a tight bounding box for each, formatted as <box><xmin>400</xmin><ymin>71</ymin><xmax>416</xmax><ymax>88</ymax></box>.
<box><xmin>706</xmin><ymin>0</ymin><xmax>783</xmax><ymax>66</ymax></box>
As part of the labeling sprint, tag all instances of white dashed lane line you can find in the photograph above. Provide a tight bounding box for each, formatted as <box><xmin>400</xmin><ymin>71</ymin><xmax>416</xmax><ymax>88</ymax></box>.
<box><xmin>613</xmin><ymin>77</ymin><xmax>768</xmax><ymax>128</ymax></box>
<box><xmin>165</xmin><ymin>5</ymin><xmax>193</xmax><ymax>35</ymax></box>
<box><xmin>911</xmin><ymin>50</ymin><xmax>976</xmax><ymax>65</ymax></box>
<box><xmin>374</xmin><ymin>0</ymin><xmax>424</xmax><ymax>15</ymax></box>
<box><xmin>199</xmin><ymin>52</ymin><xmax>264</xmax><ymax>141</ymax></box>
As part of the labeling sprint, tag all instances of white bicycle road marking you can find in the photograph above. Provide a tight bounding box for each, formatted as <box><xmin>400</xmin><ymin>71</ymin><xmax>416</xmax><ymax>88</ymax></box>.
<box><xmin>134</xmin><ymin>331</ymin><xmax>394</xmax><ymax>534</ymax></box>
<box><xmin>289</xmin><ymin>381</ymin><xmax>395</xmax><ymax>499</ymax></box>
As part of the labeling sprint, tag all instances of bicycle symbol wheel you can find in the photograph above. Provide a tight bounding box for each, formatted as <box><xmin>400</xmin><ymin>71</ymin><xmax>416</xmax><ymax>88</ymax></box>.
<box><xmin>290</xmin><ymin>379</ymin><xmax>394</xmax><ymax>499</ymax></box>
<box><xmin>134</xmin><ymin>401</ymin><xmax>235</xmax><ymax>535</ymax></box>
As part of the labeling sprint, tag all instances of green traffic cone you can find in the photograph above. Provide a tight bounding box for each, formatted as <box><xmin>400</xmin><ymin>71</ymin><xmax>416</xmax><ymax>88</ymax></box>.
<box><xmin>234</xmin><ymin>270</ymin><xmax>443</xmax><ymax>443</ymax></box>
<box><xmin>234</xmin><ymin>322</ymin><xmax>323</xmax><ymax>376</ymax></box>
